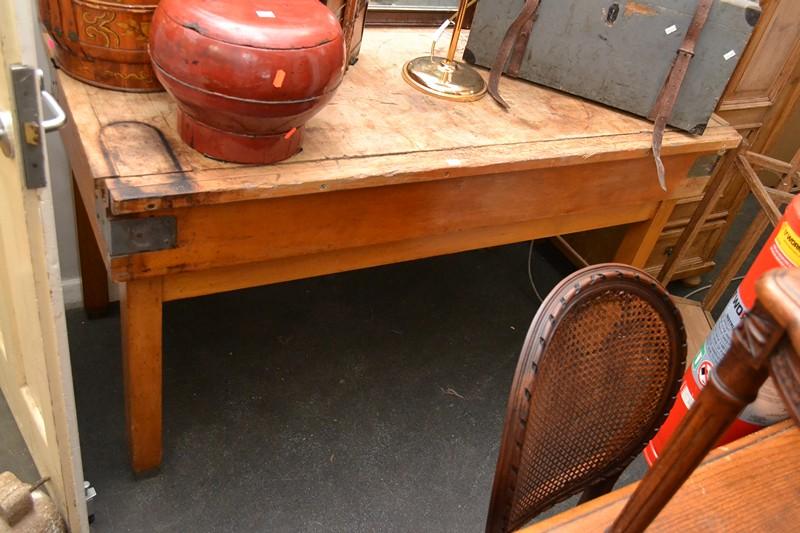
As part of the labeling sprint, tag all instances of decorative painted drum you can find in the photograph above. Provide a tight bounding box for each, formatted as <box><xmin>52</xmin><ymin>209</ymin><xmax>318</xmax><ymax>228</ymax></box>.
<box><xmin>38</xmin><ymin>0</ymin><xmax>162</xmax><ymax>92</ymax></box>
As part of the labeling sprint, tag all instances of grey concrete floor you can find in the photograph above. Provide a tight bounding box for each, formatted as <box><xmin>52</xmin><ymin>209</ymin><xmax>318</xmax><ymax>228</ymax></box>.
<box><xmin>3</xmin><ymin>220</ymin><xmax>761</xmax><ymax>532</ymax></box>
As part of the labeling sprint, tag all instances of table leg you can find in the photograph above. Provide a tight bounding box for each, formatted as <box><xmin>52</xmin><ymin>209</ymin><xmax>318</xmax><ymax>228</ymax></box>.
<box><xmin>73</xmin><ymin>175</ymin><xmax>109</xmax><ymax>318</ymax></box>
<box><xmin>614</xmin><ymin>200</ymin><xmax>677</xmax><ymax>269</ymax></box>
<box><xmin>121</xmin><ymin>277</ymin><xmax>164</xmax><ymax>473</ymax></box>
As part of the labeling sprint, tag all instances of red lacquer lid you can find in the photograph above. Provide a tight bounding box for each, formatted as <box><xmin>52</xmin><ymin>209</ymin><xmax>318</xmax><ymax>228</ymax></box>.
<box><xmin>158</xmin><ymin>0</ymin><xmax>343</xmax><ymax>50</ymax></box>
<box><xmin>151</xmin><ymin>0</ymin><xmax>346</xmax><ymax>101</ymax></box>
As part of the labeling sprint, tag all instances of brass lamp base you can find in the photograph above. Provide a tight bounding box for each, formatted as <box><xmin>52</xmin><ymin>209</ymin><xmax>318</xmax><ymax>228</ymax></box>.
<box><xmin>403</xmin><ymin>56</ymin><xmax>487</xmax><ymax>102</ymax></box>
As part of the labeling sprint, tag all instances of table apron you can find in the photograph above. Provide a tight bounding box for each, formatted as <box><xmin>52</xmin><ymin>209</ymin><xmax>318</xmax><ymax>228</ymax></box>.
<box><xmin>106</xmin><ymin>152</ymin><xmax>702</xmax><ymax>287</ymax></box>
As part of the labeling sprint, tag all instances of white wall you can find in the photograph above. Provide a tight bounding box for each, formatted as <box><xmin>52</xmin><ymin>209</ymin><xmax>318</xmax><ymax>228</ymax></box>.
<box><xmin>46</xmin><ymin>128</ymin><xmax>82</xmax><ymax>308</ymax></box>
<box><xmin>36</xmin><ymin>36</ymin><xmax>83</xmax><ymax>308</ymax></box>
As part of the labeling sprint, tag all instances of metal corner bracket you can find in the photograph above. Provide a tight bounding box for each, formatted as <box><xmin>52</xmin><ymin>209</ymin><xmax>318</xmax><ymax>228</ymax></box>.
<box><xmin>94</xmin><ymin>189</ymin><xmax>177</xmax><ymax>256</ymax></box>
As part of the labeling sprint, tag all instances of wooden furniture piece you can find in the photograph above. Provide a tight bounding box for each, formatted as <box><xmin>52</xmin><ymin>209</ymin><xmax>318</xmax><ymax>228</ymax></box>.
<box><xmin>56</xmin><ymin>28</ymin><xmax>740</xmax><ymax>473</ymax></box>
<box><xmin>611</xmin><ymin>268</ymin><xmax>800</xmax><ymax>532</ymax></box>
<box><xmin>325</xmin><ymin>0</ymin><xmax>369</xmax><ymax>66</ymax></box>
<box><xmin>486</xmin><ymin>264</ymin><xmax>686</xmax><ymax>533</ymax></box>
<box><xmin>38</xmin><ymin>0</ymin><xmax>163</xmax><ymax>92</ymax></box>
<box><xmin>364</xmin><ymin>2</ymin><xmax>475</xmax><ymax>28</ymax></box>
<box><xmin>658</xmin><ymin>144</ymin><xmax>799</xmax><ymax>303</ymax></box>
<box><xmin>521</xmin><ymin>419</ymin><xmax>800</xmax><ymax>532</ymax></box>
<box><xmin>672</xmin><ymin>296</ymin><xmax>714</xmax><ymax>363</ymax></box>
<box><xmin>560</xmin><ymin>0</ymin><xmax>800</xmax><ymax>282</ymax></box>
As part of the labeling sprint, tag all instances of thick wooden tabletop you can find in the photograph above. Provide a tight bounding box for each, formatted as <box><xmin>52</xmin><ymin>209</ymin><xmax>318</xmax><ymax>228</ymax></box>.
<box><xmin>57</xmin><ymin>28</ymin><xmax>740</xmax><ymax>216</ymax></box>
<box><xmin>523</xmin><ymin>421</ymin><xmax>800</xmax><ymax>532</ymax></box>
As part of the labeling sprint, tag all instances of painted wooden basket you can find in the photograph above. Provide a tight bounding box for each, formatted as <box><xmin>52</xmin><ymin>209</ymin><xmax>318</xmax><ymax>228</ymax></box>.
<box><xmin>323</xmin><ymin>0</ymin><xmax>369</xmax><ymax>66</ymax></box>
<box><xmin>38</xmin><ymin>0</ymin><xmax>162</xmax><ymax>92</ymax></box>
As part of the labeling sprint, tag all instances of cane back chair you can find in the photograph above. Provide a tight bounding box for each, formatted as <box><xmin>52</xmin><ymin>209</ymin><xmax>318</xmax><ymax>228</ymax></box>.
<box><xmin>486</xmin><ymin>264</ymin><xmax>686</xmax><ymax>533</ymax></box>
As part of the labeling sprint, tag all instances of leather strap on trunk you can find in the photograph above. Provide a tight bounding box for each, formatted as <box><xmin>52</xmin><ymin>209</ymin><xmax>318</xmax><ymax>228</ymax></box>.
<box><xmin>488</xmin><ymin>0</ymin><xmax>714</xmax><ymax>191</ymax></box>
<box><xmin>650</xmin><ymin>0</ymin><xmax>714</xmax><ymax>190</ymax></box>
<box><xmin>488</xmin><ymin>0</ymin><xmax>541</xmax><ymax>109</ymax></box>
<box><xmin>507</xmin><ymin>15</ymin><xmax>536</xmax><ymax>76</ymax></box>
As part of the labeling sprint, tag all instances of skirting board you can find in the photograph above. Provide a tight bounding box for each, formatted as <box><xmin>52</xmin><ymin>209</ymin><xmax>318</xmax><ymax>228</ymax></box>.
<box><xmin>61</xmin><ymin>277</ymin><xmax>120</xmax><ymax>309</ymax></box>
<box><xmin>61</xmin><ymin>277</ymin><xmax>83</xmax><ymax>310</ymax></box>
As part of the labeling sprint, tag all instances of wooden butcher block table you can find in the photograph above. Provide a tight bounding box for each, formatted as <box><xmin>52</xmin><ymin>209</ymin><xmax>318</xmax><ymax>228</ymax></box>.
<box><xmin>57</xmin><ymin>28</ymin><xmax>740</xmax><ymax>473</ymax></box>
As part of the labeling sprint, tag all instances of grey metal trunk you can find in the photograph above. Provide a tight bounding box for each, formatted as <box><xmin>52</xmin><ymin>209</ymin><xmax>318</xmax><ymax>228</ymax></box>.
<box><xmin>464</xmin><ymin>0</ymin><xmax>760</xmax><ymax>133</ymax></box>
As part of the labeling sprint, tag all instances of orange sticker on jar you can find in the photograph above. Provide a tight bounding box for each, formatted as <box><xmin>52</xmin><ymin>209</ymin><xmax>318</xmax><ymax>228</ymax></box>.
<box><xmin>273</xmin><ymin>69</ymin><xmax>286</xmax><ymax>88</ymax></box>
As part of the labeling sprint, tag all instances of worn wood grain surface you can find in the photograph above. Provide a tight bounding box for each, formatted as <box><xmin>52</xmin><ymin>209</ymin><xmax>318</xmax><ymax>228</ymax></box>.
<box><xmin>522</xmin><ymin>420</ymin><xmax>800</xmax><ymax>532</ymax></box>
<box><xmin>57</xmin><ymin>29</ymin><xmax>740</xmax><ymax>215</ymax></box>
<box><xmin>673</xmin><ymin>296</ymin><xmax>714</xmax><ymax>363</ymax></box>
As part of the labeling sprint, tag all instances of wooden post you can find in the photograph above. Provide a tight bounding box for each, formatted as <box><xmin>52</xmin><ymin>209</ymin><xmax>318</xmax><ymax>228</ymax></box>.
<box><xmin>614</xmin><ymin>201</ymin><xmax>677</xmax><ymax>268</ymax></box>
<box><xmin>703</xmin><ymin>154</ymin><xmax>797</xmax><ymax>309</ymax></box>
<box><xmin>121</xmin><ymin>277</ymin><xmax>164</xmax><ymax>473</ymax></box>
<box><xmin>73</xmin><ymin>175</ymin><xmax>109</xmax><ymax>318</ymax></box>
<box><xmin>657</xmin><ymin>155</ymin><xmax>735</xmax><ymax>285</ymax></box>
<box><xmin>737</xmin><ymin>154</ymin><xmax>783</xmax><ymax>225</ymax></box>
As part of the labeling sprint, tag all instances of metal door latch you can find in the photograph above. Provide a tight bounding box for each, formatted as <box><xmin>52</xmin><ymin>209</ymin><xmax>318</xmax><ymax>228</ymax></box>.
<box><xmin>9</xmin><ymin>64</ymin><xmax>67</xmax><ymax>189</ymax></box>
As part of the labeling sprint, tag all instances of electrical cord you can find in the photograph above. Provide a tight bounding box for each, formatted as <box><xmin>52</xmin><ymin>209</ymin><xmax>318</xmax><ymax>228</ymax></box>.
<box><xmin>527</xmin><ymin>240</ymin><xmax>545</xmax><ymax>303</ymax></box>
<box><xmin>527</xmin><ymin>238</ymin><xmax>746</xmax><ymax>304</ymax></box>
<box><xmin>683</xmin><ymin>276</ymin><xmax>745</xmax><ymax>299</ymax></box>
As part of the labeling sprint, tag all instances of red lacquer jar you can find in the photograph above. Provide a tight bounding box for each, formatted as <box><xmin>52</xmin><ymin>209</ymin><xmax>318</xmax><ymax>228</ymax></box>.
<box><xmin>149</xmin><ymin>0</ymin><xmax>346</xmax><ymax>164</ymax></box>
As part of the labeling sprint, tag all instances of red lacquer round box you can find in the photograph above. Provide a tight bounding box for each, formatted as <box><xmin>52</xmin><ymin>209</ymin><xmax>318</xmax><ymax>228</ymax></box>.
<box><xmin>149</xmin><ymin>0</ymin><xmax>346</xmax><ymax>164</ymax></box>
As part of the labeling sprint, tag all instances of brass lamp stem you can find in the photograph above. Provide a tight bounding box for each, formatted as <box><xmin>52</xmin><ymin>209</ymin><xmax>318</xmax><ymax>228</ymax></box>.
<box><xmin>446</xmin><ymin>0</ymin><xmax>471</xmax><ymax>63</ymax></box>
